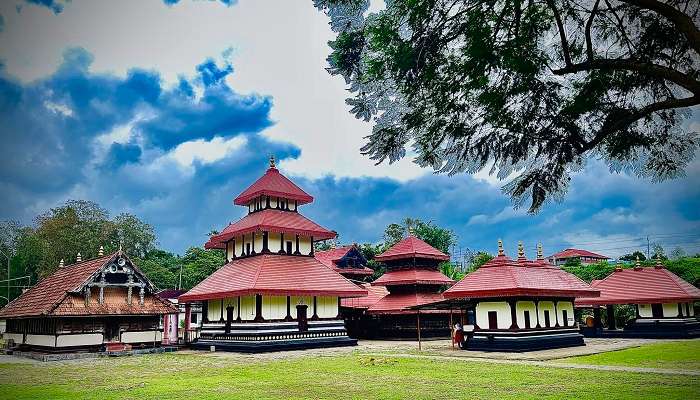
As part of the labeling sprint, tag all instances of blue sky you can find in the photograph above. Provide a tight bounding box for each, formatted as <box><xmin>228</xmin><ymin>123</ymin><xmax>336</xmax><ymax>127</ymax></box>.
<box><xmin>1</xmin><ymin>0</ymin><xmax>699</xmax><ymax>260</ymax></box>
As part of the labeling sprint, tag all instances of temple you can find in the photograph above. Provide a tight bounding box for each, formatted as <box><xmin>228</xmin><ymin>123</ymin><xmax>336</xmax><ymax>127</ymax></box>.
<box><xmin>342</xmin><ymin>235</ymin><xmax>455</xmax><ymax>339</ymax></box>
<box><xmin>315</xmin><ymin>245</ymin><xmax>374</xmax><ymax>280</ymax></box>
<box><xmin>179</xmin><ymin>157</ymin><xmax>366</xmax><ymax>352</ymax></box>
<box><xmin>0</xmin><ymin>249</ymin><xmax>177</xmax><ymax>352</ymax></box>
<box><xmin>575</xmin><ymin>258</ymin><xmax>700</xmax><ymax>338</ymax></box>
<box><xmin>436</xmin><ymin>241</ymin><xmax>599</xmax><ymax>351</ymax></box>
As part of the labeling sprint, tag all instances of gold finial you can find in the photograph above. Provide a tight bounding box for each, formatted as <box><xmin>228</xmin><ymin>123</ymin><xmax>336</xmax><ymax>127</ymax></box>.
<box><xmin>635</xmin><ymin>255</ymin><xmax>640</xmax><ymax>267</ymax></box>
<box><xmin>517</xmin><ymin>241</ymin><xmax>525</xmax><ymax>259</ymax></box>
<box><xmin>656</xmin><ymin>255</ymin><xmax>662</xmax><ymax>268</ymax></box>
<box><xmin>59</xmin><ymin>259</ymin><xmax>64</xmax><ymax>268</ymax></box>
<box><xmin>537</xmin><ymin>243</ymin><xmax>544</xmax><ymax>260</ymax></box>
<box><xmin>98</xmin><ymin>246</ymin><xmax>104</xmax><ymax>257</ymax></box>
<box><xmin>497</xmin><ymin>239</ymin><xmax>504</xmax><ymax>256</ymax></box>
<box><xmin>269</xmin><ymin>155</ymin><xmax>276</xmax><ymax>168</ymax></box>
<box><xmin>76</xmin><ymin>252</ymin><xmax>82</xmax><ymax>262</ymax></box>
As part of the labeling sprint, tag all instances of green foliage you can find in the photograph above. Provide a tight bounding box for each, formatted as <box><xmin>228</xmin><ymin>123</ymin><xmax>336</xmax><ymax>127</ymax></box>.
<box><xmin>563</xmin><ymin>257</ymin><xmax>582</xmax><ymax>268</ymax></box>
<box><xmin>562</xmin><ymin>258</ymin><xmax>700</xmax><ymax>288</ymax></box>
<box><xmin>619</xmin><ymin>251</ymin><xmax>646</xmax><ymax>262</ymax></box>
<box><xmin>315</xmin><ymin>0</ymin><xmax>700</xmax><ymax>212</ymax></box>
<box><xmin>467</xmin><ymin>251</ymin><xmax>494</xmax><ymax>271</ymax></box>
<box><xmin>179</xmin><ymin>247</ymin><xmax>225</xmax><ymax>291</ymax></box>
<box><xmin>382</xmin><ymin>218</ymin><xmax>456</xmax><ymax>254</ymax></box>
<box><xmin>439</xmin><ymin>262</ymin><xmax>465</xmax><ymax>281</ymax></box>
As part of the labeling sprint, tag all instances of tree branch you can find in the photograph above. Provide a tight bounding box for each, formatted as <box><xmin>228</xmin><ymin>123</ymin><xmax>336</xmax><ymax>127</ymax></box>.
<box><xmin>545</xmin><ymin>0</ymin><xmax>572</xmax><ymax>67</ymax></box>
<box><xmin>585</xmin><ymin>0</ymin><xmax>601</xmax><ymax>60</ymax></box>
<box><xmin>552</xmin><ymin>59</ymin><xmax>700</xmax><ymax>95</ymax></box>
<box><xmin>619</xmin><ymin>0</ymin><xmax>700</xmax><ymax>55</ymax></box>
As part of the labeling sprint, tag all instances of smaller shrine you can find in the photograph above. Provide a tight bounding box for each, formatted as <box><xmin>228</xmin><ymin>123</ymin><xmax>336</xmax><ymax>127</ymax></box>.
<box><xmin>575</xmin><ymin>258</ymin><xmax>700</xmax><ymax>338</ymax></box>
<box><xmin>342</xmin><ymin>235</ymin><xmax>455</xmax><ymax>339</ymax></box>
<box><xmin>315</xmin><ymin>245</ymin><xmax>374</xmax><ymax>280</ymax></box>
<box><xmin>437</xmin><ymin>241</ymin><xmax>599</xmax><ymax>351</ymax></box>
<box><xmin>0</xmin><ymin>249</ymin><xmax>177</xmax><ymax>352</ymax></box>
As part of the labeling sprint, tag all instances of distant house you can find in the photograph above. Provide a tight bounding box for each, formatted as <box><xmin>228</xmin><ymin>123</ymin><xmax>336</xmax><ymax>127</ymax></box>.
<box><xmin>0</xmin><ymin>250</ymin><xmax>177</xmax><ymax>351</ymax></box>
<box><xmin>156</xmin><ymin>289</ymin><xmax>203</xmax><ymax>345</ymax></box>
<box><xmin>547</xmin><ymin>248</ymin><xmax>609</xmax><ymax>266</ymax></box>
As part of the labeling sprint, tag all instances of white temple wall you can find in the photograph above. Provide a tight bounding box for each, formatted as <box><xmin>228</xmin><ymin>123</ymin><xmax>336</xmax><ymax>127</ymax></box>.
<box><xmin>475</xmin><ymin>301</ymin><xmax>510</xmax><ymax>329</ymax></box>
<box><xmin>254</xmin><ymin>234</ymin><xmax>264</xmax><ymax>253</ymax></box>
<box><xmin>537</xmin><ymin>301</ymin><xmax>557</xmax><ymax>327</ymax></box>
<box><xmin>262</xmin><ymin>295</ymin><xmax>287</xmax><ymax>320</ymax></box>
<box><xmin>270</xmin><ymin>197</ymin><xmax>278</xmax><ymax>208</ymax></box>
<box><xmin>299</xmin><ymin>236</ymin><xmax>312</xmax><ymax>254</ymax></box>
<box><xmin>56</xmin><ymin>333</ymin><xmax>103</xmax><ymax>347</ymax></box>
<box><xmin>3</xmin><ymin>332</ymin><xmax>23</xmax><ymax>344</ymax></box>
<box><xmin>226</xmin><ymin>241</ymin><xmax>235</xmax><ymax>261</ymax></box>
<box><xmin>208</xmin><ymin>299</ymin><xmax>222</xmax><ymax>322</ymax></box>
<box><xmin>316</xmin><ymin>296</ymin><xmax>338</xmax><ymax>318</ymax></box>
<box><xmin>663</xmin><ymin>303</ymin><xmax>679</xmax><ymax>317</ymax></box>
<box><xmin>26</xmin><ymin>334</ymin><xmax>55</xmax><ymax>347</ymax></box>
<box><xmin>122</xmin><ymin>330</ymin><xmax>161</xmax><ymax>343</ymax></box>
<box><xmin>240</xmin><ymin>295</ymin><xmax>256</xmax><ymax>320</ymax></box>
<box><xmin>690</xmin><ymin>303</ymin><xmax>695</xmax><ymax>316</ymax></box>
<box><xmin>638</xmin><ymin>304</ymin><xmax>653</xmax><ymax>318</ymax></box>
<box><xmin>269</xmin><ymin>233</ymin><xmax>282</xmax><ymax>252</ymax></box>
<box><xmin>290</xmin><ymin>296</ymin><xmax>314</xmax><ymax>319</ymax></box>
<box><xmin>516</xmin><ymin>301</ymin><xmax>536</xmax><ymax>328</ymax></box>
<box><xmin>556</xmin><ymin>301</ymin><xmax>574</xmax><ymax>327</ymax></box>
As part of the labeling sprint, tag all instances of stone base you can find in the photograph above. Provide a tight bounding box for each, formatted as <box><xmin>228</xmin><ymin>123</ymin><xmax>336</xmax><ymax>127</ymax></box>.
<box><xmin>465</xmin><ymin>328</ymin><xmax>585</xmax><ymax>352</ymax></box>
<box><xmin>582</xmin><ymin>318</ymin><xmax>700</xmax><ymax>339</ymax></box>
<box><xmin>193</xmin><ymin>319</ymin><xmax>357</xmax><ymax>353</ymax></box>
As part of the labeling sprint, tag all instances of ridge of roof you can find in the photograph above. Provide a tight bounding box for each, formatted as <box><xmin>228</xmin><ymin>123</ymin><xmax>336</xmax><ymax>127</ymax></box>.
<box><xmin>234</xmin><ymin>166</ymin><xmax>313</xmax><ymax>206</ymax></box>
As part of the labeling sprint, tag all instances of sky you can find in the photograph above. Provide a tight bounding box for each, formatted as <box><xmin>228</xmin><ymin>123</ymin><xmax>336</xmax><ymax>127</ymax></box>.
<box><xmin>0</xmin><ymin>0</ymin><xmax>699</xmax><ymax>260</ymax></box>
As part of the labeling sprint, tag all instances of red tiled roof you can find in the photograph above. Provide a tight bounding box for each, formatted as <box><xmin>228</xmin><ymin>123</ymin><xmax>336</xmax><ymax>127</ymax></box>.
<box><xmin>234</xmin><ymin>166</ymin><xmax>313</xmax><ymax>206</ymax></box>
<box><xmin>179</xmin><ymin>255</ymin><xmax>367</xmax><ymax>302</ymax></box>
<box><xmin>372</xmin><ymin>269</ymin><xmax>454</xmax><ymax>286</ymax></box>
<box><xmin>367</xmin><ymin>291</ymin><xmax>448</xmax><ymax>314</ymax></box>
<box><xmin>0</xmin><ymin>253</ymin><xmax>176</xmax><ymax>318</ymax></box>
<box><xmin>575</xmin><ymin>267</ymin><xmax>700</xmax><ymax>306</ymax></box>
<box><xmin>444</xmin><ymin>254</ymin><xmax>599</xmax><ymax>299</ymax></box>
<box><xmin>341</xmin><ymin>283</ymin><xmax>389</xmax><ymax>309</ymax></box>
<box><xmin>548</xmin><ymin>248</ymin><xmax>608</xmax><ymax>260</ymax></box>
<box><xmin>375</xmin><ymin>236</ymin><xmax>450</xmax><ymax>262</ymax></box>
<box><xmin>205</xmin><ymin>209</ymin><xmax>336</xmax><ymax>248</ymax></box>
<box><xmin>315</xmin><ymin>246</ymin><xmax>374</xmax><ymax>276</ymax></box>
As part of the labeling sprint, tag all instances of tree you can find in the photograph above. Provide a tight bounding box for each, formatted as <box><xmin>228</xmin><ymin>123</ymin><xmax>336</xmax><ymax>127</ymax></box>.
<box><xmin>620</xmin><ymin>251</ymin><xmax>646</xmax><ymax>261</ymax></box>
<box><xmin>179</xmin><ymin>247</ymin><xmax>225</xmax><ymax>291</ymax></box>
<box><xmin>651</xmin><ymin>244</ymin><xmax>667</xmax><ymax>260</ymax></box>
<box><xmin>382</xmin><ymin>218</ymin><xmax>456</xmax><ymax>253</ymax></box>
<box><xmin>314</xmin><ymin>0</ymin><xmax>700</xmax><ymax>212</ymax></box>
<box><xmin>669</xmin><ymin>246</ymin><xmax>687</xmax><ymax>259</ymax></box>
<box><xmin>467</xmin><ymin>251</ymin><xmax>494</xmax><ymax>271</ymax></box>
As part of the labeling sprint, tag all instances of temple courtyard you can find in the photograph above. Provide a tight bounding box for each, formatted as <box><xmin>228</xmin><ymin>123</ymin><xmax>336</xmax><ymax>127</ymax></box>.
<box><xmin>1</xmin><ymin>339</ymin><xmax>698</xmax><ymax>399</ymax></box>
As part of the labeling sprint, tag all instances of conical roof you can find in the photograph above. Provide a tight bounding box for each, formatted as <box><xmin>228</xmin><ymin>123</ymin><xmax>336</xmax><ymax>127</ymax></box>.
<box><xmin>234</xmin><ymin>165</ymin><xmax>313</xmax><ymax>206</ymax></box>
<box><xmin>375</xmin><ymin>235</ymin><xmax>450</xmax><ymax>262</ymax></box>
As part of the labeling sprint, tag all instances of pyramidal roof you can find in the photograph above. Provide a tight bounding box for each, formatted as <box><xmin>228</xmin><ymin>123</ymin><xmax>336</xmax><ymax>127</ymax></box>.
<box><xmin>375</xmin><ymin>235</ymin><xmax>450</xmax><ymax>262</ymax></box>
<box><xmin>575</xmin><ymin>266</ymin><xmax>700</xmax><ymax>306</ymax></box>
<box><xmin>234</xmin><ymin>164</ymin><xmax>313</xmax><ymax>206</ymax></box>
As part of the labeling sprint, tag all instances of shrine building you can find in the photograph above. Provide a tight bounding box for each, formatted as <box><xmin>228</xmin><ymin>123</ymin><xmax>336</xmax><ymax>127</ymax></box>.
<box><xmin>437</xmin><ymin>241</ymin><xmax>599</xmax><ymax>351</ymax></box>
<box><xmin>575</xmin><ymin>258</ymin><xmax>700</xmax><ymax>338</ymax></box>
<box><xmin>315</xmin><ymin>244</ymin><xmax>375</xmax><ymax>280</ymax></box>
<box><xmin>0</xmin><ymin>249</ymin><xmax>177</xmax><ymax>352</ymax></box>
<box><xmin>178</xmin><ymin>157</ymin><xmax>367</xmax><ymax>352</ymax></box>
<box><xmin>341</xmin><ymin>235</ymin><xmax>455</xmax><ymax>339</ymax></box>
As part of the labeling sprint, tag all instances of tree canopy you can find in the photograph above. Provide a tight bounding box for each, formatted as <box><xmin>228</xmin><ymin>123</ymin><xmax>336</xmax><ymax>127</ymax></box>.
<box><xmin>314</xmin><ymin>0</ymin><xmax>700</xmax><ymax>212</ymax></box>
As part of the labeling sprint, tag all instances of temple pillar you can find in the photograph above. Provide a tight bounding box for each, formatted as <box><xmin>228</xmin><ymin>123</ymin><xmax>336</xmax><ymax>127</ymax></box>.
<box><xmin>162</xmin><ymin>314</ymin><xmax>170</xmax><ymax>345</ymax></box>
<box><xmin>285</xmin><ymin>296</ymin><xmax>292</xmax><ymax>321</ymax></box>
<box><xmin>508</xmin><ymin>299</ymin><xmax>519</xmax><ymax>330</ymax></box>
<box><xmin>294</xmin><ymin>235</ymin><xmax>301</xmax><ymax>255</ymax></box>
<box><xmin>553</xmin><ymin>300</ymin><xmax>559</xmax><ymax>327</ymax></box>
<box><xmin>534</xmin><ymin>300</ymin><xmax>541</xmax><ymax>328</ymax></box>
<box><xmin>607</xmin><ymin>305</ymin><xmax>616</xmax><ymax>329</ymax></box>
<box><xmin>311</xmin><ymin>296</ymin><xmax>319</xmax><ymax>320</ymax></box>
<box><xmin>593</xmin><ymin>307</ymin><xmax>602</xmax><ymax>329</ymax></box>
<box><xmin>254</xmin><ymin>294</ymin><xmax>264</xmax><ymax>322</ymax></box>
<box><xmin>184</xmin><ymin>303</ymin><xmax>192</xmax><ymax>344</ymax></box>
<box><xmin>202</xmin><ymin>301</ymin><xmax>209</xmax><ymax>323</ymax></box>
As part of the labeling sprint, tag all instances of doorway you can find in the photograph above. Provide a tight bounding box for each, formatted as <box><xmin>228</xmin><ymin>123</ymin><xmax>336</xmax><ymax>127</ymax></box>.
<box><xmin>297</xmin><ymin>304</ymin><xmax>308</xmax><ymax>332</ymax></box>
<box><xmin>487</xmin><ymin>311</ymin><xmax>498</xmax><ymax>330</ymax></box>
<box><xmin>543</xmin><ymin>310</ymin><xmax>551</xmax><ymax>328</ymax></box>
<box><xmin>652</xmin><ymin>304</ymin><xmax>664</xmax><ymax>318</ymax></box>
<box><xmin>105</xmin><ymin>319</ymin><xmax>120</xmax><ymax>342</ymax></box>
<box><xmin>524</xmin><ymin>311</ymin><xmax>531</xmax><ymax>329</ymax></box>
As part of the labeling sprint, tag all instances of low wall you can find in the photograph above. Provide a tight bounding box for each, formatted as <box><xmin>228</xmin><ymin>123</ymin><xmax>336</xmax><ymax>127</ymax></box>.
<box><xmin>121</xmin><ymin>330</ymin><xmax>162</xmax><ymax>344</ymax></box>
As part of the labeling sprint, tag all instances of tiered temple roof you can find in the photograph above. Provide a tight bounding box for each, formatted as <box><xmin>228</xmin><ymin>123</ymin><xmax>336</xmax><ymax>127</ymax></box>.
<box><xmin>444</xmin><ymin>242</ymin><xmax>598</xmax><ymax>300</ymax></box>
<box><xmin>575</xmin><ymin>264</ymin><xmax>700</xmax><ymax>306</ymax></box>
<box><xmin>181</xmin><ymin>159</ymin><xmax>366</xmax><ymax>303</ymax></box>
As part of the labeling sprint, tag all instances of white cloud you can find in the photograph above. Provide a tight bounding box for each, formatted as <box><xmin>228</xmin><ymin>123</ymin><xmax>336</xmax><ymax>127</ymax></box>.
<box><xmin>169</xmin><ymin>135</ymin><xmax>247</xmax><ymax>168</ymax></box>
<box><xmin>468</xmin><ymin>206</ymin><xmax>528</xmax><ymax>225</ymax></box>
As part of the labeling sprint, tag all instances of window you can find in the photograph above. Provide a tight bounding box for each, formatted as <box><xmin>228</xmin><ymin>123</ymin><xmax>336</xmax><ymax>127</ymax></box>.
<box><xmin>487</xmin><ymin>311</ymin><xmax>498</xmax><ymax>330</ymax></box>
<box><xmin>191</xmin><ymin>313</ymin><xmax>198</xmax><ymax>324</ymax></box>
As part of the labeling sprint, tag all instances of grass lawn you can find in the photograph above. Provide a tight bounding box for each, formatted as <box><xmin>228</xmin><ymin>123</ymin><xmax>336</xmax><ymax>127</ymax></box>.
<box><xmin>1</xmin><ymin>352</ymin><xmax>698</xmax><ymax>399</ymax></box>
<box><xmin>559</xmin><ymin>340</ymin><xmax>700</xmax><ymax>371</ymax></box>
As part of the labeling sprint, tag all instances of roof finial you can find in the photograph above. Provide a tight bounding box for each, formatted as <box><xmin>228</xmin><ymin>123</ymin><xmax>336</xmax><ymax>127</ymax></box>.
<box><xmin>98</xmin><ymin>246</ymin><xmax>104</xmax><ymax>257</ymax></box>
<box><xmin>655</xmin><ymin>255</ymin><xmax>662</xmax><ymax>268</ymax></box>
<box><xmin>537</xmin><ymin>243</ymin><xmax>544</xmax><ymax>260</ymax></box>
<box><xmin>497</xmin><ymin>239</ymin><xmax>504</xmax><ymax>256</ymax></box>
<box><xmin>59</xmin><ymin>259</ymin><xmax>64</xmax><ymax>268</ymax></box>
<box><xmin>517</xmin><ymin>241</ymin><xmax>525</xmax><ymax>260</ymax></box>
<box><xmin>269</xmin><ymin>154</ymin><xmax>276</xmax><ymax>169</ymax></box>
<box><xmin>76</xmin><ymin>252</ymin><xmax>82</xmax><ymax>262</ymax></box>
<box><xmin>119</xmin><ymin>240</ymin><xmax>123</xmax><ymax>253</ymax></box>
<box><xmin>635</xmin><ymin>254</ymin><xmax>640</xmax><ymax>268</ymax></box>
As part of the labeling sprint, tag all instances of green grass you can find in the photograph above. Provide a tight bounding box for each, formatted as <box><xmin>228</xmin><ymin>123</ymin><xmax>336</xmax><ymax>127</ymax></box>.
<box><xmin>0</xmin><ymin>352</ymin><xmax>698</xmax><ymax>399</ymax></box>
<box><xmin>559</xmin><ymin>340</ymin><xmax>700</xmax><ymax>371</ymax></box>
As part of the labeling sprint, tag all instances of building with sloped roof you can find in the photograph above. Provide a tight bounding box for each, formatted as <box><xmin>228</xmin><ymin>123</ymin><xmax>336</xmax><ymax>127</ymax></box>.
<box><xmin>575</xmin><ymin>259</ymin><xmax>700</xmax><ymax>338</ymax></box>
<box><xmin>315</xmin><ymin>245</ymin><xmax>374</xmax><ymax>280</ymax></box>
<box><xmin>179</xmin><ymin>156</ymin><xmax>366</xmax><ymax>352</ymax></box>
<box><xmin>547</xmin><ymin>248</ymin><xmax>609</xmax><ymax>266</ymax></box>
<box><xmin>0</xmin><ymin>250</ymin><xmax>177</xmax><ymax>351</ymax></box>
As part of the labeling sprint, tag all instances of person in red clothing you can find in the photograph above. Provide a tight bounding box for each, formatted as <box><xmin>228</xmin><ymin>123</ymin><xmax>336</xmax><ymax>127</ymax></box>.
<box><xmin>453</xmin><ymin>323</ymin><xmax>465</xmax><ymax>349</ymax></box>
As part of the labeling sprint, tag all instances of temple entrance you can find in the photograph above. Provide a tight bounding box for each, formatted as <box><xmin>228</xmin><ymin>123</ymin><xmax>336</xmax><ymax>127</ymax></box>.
<box><xmin>297</xmin><ymin>305</ymin><xmax>308</xmax><ymax>332</ymax></box>
<box><xmin>105</xmin><ymin>319</ymin><xmax>120</xmax><ymax>342</ymax></box>
<box><xmin>524</xmin><ymin>311</ymin><xmax>531</xmax><ymax>329</ymax></box>
<box><xmin>487</xmin><ymin>311</ymin><xmax>498</xmax><ymax>329</ymax></box>
<box><xmin>652</xmin><ymin>304</ymin><xmax>664</xmax><ymax>318</ymax></box>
